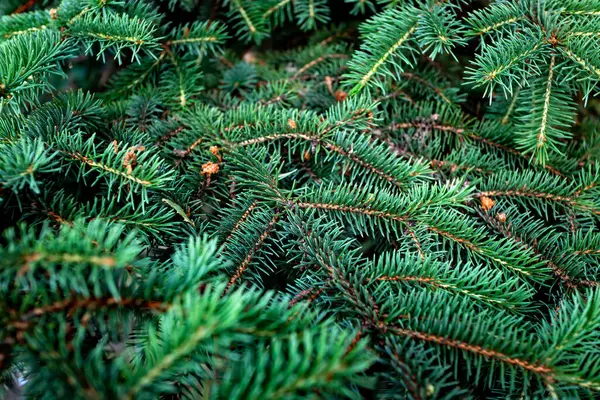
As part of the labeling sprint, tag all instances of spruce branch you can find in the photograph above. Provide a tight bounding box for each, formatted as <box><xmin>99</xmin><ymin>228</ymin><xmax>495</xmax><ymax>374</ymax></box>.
<box><xmin>55</xmin><ymin>133</ymin><xmax>175</xmax><ymax>207</ymax></box>
<box><xmin>223</xmin><ymin>0</ymin><xmax>269</xmax><ymax>44</ymax></box>
<box><xmin>67</xmin><ymin>12</ymin><xmax>162</xmax><ymax>63</ymax></box>
<box><xmin>0</xmin><ymin>137</ymin><xmax>59</xmax><ymax>195</ymax></box>
<box><xmin>0</xmin><ymin>10</ymin><xmax>52</xmax><ymax>40</ymax></box>
<box><xmin>345</xmin><ymin>7</ymin><xmax>419</xmax><ymax>95</ymax></box>
<box><xmin>0</xmin><ymin>30</ymin><xmax>74</xmax><ymax>112</ymax></box>
<box><xmin>3</xmin><ymin>0</ymin><xmax>600</xmax><ymax>397</ymax></box>
<box><xmin>166</xmin><ymin>20</ymin><xmax>229</xmax><ymax>55</ymax></box>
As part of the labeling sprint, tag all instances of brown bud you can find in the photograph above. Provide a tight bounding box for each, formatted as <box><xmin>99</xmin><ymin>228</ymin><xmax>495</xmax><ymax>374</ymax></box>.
<box><xmin>123</xmin><ymin>152</ymin><xmax>137</xmax><ymax>175</ymax></box>
<box><xmin>480</xmin><ymin>195</ymin><xmax>495</xmax><ymax>211</ymax></box>
<box><xmin>335</xmin><ymin>90</ymin><xmax>347</xmax><ymax>102</ymax></box>
<box><xmin>202</xmin><ymin>161</ymin><xmax>220</xmax><ymax>176</ymax></box>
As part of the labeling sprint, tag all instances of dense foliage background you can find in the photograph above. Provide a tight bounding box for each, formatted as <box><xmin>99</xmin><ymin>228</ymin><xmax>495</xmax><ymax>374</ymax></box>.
<box><xmin>2</xmin><ymin>0</ymin><xmax>600</xmax><ymax>398</ymax></box>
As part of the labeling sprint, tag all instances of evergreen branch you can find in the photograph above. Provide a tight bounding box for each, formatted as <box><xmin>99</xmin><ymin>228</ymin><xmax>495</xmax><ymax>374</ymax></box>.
<box><xmin>294</xmin><ymin>200</ymin><xmax>409</xmax><ymax>223</ymax></box>
<box><xmin>560</xmin><ymin>43</ymin><xmax>600</xmax><ymax>80</ymax></box>
<box><xmin>234</xmin><ymin>1</ymin><xmax>258</xmax><ymax>33</ymax></box>
<box><xmin>358</xmin><ymin>25</ymin><xmax>416</xmax><ymax>87</ymax></box>
<box><xmin>465</xmin><ymin>1</ymin><xmax>524</xmax><ymax>36</ymax></box>
<box><xmin>476</xmin><ymin>169</ymin><xmax>600</xmax><ymax>216</ymax></box>
<box><xmin>0</xmin><ymin>30</ymin><xmax>74</xmax><ymax>112</ymax></box>
<box><xmin>225</xmin><ymin>0</ymin><xmax>268</xmax><ymax>44</ymax></box>
<box><xmin>371</xmin><ymin>252</ymin><xmax>535</xmax><ymax>312</ymax></box>
<box><xmin>273</xmin><ymin>180</ymin><xmax>473</xmax><ymax>241</ymax></box>
<box><xmin>224</xmin><ymin>211</ymin><xmax>282</xmax><ymax>293</ymax></box>
<box><xmin>31</xmin><ymin>190</ymin><xmax>183</xmax><ymax>243</ymax></box>
<box><xmin>476</xmin><ymin>190</ymin><xmax>576</xmax><ymax>206</ymax></box>
<box><xmin>223</xmin><ymin>200</ymin><xmax>258</xmax><ymax>244</ymax></box>
<box><xmin>346</xmin><ymin>7</ymin><xmax>419</xmax><ymax>95</ymax></box>
<box><xmin>501</xmin><ymin>86</ymin><xmax>521</xmax><ymax>125</ymax></box>
<box><xmin>55</xmin><ymin>134</ymin><xmax>174</xmax><ymax>206</ymax></box>
<box><xmin>213</xmin><ymin>99</ymin><xmax>427</xmax><ymax>191</ymax></box>
<box><xmin>477</xmin><ymin>207</ymin><xmax>599</xmax><ymax>289</ymax></box>
<box><xmin>22</xmin><ymin>89</ymin><xmax>107</xmax><ymax>140</ymax></box>
<box><xmin>293</xmin><ymin>53</ymin><xmax>349</xmax><ymax>79</ymax></box>
<box><xmin>65</xmin><ymin>151</ymin><xmax>152</xmax><ymax>186</ymax></box>
<box><xmin>166</xmin><ymin>20</ymin><xmax>228</xmax><ymax>55</ymax></box>
<box><xmin>381</xmin><ymin>339</ymin><xmax>469</xmax><ymax>400</ymax></box>
<box><xmin>514</xmin><ymin>57</ymin><xmax>576</xmax><ymax>164</ymax></box>
<box><xmin>537</xmin><ymin>56</ymin><xmax>556</xmax><ymax>154</ymax></box>
<box><xmin>424</xmin><ymin>209</ymin><xmax>548</xmax><ymax>282</ymax></box>
<box><xmin>67</xmin><ymin>12</ymin><xmax>161</xmax><ymax>63</ymax></box>
<box><xmin>4</xmin><ymin>296</ymin><xmax>168</xmax><ymax>345</ymax></box>
<box><xmin>565</xmin><ymin>229</ymin><xmax>600</xmax><ymax>257</ymax></box>
<box><xmin>162</xmin><ymin>52</ymin><xmax>202</xmax><ymax>108</ymax></box>
<box><xmin>0</xmin><ymin>137</ymin><xmax>58</xmax><ymax>195</ymax></box>
<box><xmin>211</xmin><ymin>329</ymin><xmax>374</xmax><ymax>398</ymax></box>
<box><xmin>465</xmin><ymin>29</ymin><xmax>548</xmax><ymax>98</ymax></box>
<box><xmin>0</xmin><ymin>10</ymin><xmax>51</xmax><ymax>40</ymax></box>
<box><xmin>476</xmin><ymin>16</ymin><xmax>523</xmax><ymax>35</ymax></box>
<box><xmin>263</xmin><ymin>0</ymin><xmax>294</xmax><ymax>19</ymax></box>
<box><xmin>105</xmin><ymin>51</ymin><xmax>167</xmax><ymax>98</ymax></box>
<box><xmin>389</xmin><ymin>113</ymin><xmax>568</xmax><ymax>177</ymax></box>
<box><xmin>388</xmin><ymin>326</ymin><xmax>552</xmax><ymax>375</ymax></box>
<box><xmin>478</xmin><ymin>191</ymin><xmax>600</xmax><ymax>216</ymax></box>
<box><xmin>401</xmin><ymin>72</ymin><xmax>453</xmax><ymax>104</ymax></box>
<box><xmin>560</xmin><ymin>1</ymin><xmax>600</xmax><ymax>16</ymax></box>
<box><xmin>414</xmin><ymin>5</ymin><xmax>467</xmax><ymax>61</ymax></box>
<box><xmin>295</xmin><ymin>0</ymin><xmax>330</xmax><ymax>31</ymax></box>
<box><xmin>123</xmin><ymin>285</ymin><xmax>345</xmax><ymax>399</ymax></box>
<box><xmin>0</xmin><ymin>220</ymin><xmax>142</xmax><ymax>308</ymax></box>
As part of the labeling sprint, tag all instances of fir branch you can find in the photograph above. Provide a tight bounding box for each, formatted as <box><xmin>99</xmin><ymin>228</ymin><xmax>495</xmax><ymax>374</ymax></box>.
<box><xmin>67</xmin><ymin>12</ymin><xmax>161</xmax><ymax>63</ymax></box>
<box><xmin>166</xmin><ymin>20</ymin><xmax>228</xmax><ymax>55</ymax></box>
<box><xmin>263</xmin><ymin>0</ymin><xmax>294</xmax><ymax>20</ymax></box>
<box><xmin>3</xmin><ymin>1</ymin><xmax>600</xmax><ymax>397</ymax></box>
<box><xmin>514</xmin><ymin>56</ymin><xmax>576</xmax><ymax>165</ymax></box>
<box><xmin>0</xmin><ymin>138</ymin><xmax>58</xmax><ymax>195</ymax></box>
<box><xmin>560</xmin><ymin>41</ymin><xmax>600</xmax><ymax>80</ymax></box>
<box><xmin>388</xmin><ymin>326</ymin><xmax>552</xmax><ymax>376</ymax></box>
<box><xmin>465</xmin><ymin>29</ymin><xmax>548</xmax><ymax>98</ymax></box>
<box><xmin>465</xmin><ymin>1</ymin><xmax>524</xmax><ymax>36</ymax></box>
<box><xmin>224</xmin><ymin>211</ymin><xmax>282</xmax><ymax>293</ymax></box>
<box><xmin>224</xmin><ymin>0</ymin><xmax>268</xmax><ymax>44</ymax></box>
<box><xmin>346</xmin><ymin>7</ymin><xmax>419</xmax><ymax>95</ymax></box>
<box><xmin>295</xmin><ymin>0</ymin><xmax>330</xmax><ymax>31</ymax></box>
<box><xmin>228</xmin><ymin>132</ymin><xmax>419</xmax><ymax>189</ymax></box>
<box><xmin>476</xmin><ymin>169</ymin><xmax>600</xmax><ymax>216</ymax></box>
<box><xmin>55</xmin><ymin>134</ymin><xmax>174</xmax><ymax>206</ymax></box>
<box><xmin>293</xmin><ymin>53</ymin><xmax>349</xmax><ymax>79</ymax></box>
<box><xmin>0</xmin><ymin>30</ymin><xmax>74</xmax><ymax>112</ymax></box>
<box><xmin>0</xmin><ymin>10</ymin><xmax>51</xmax><ymax>40</ymax></box>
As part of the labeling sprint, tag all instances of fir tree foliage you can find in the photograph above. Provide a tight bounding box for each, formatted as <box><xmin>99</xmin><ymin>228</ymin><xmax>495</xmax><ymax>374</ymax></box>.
<box><xmin>1</xmin><ymin>0</ymin><xmax>600</xmax><ymax>398</ymax></box>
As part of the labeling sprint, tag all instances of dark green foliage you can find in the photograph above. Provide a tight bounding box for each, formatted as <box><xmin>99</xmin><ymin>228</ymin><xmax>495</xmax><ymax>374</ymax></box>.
<box><xmin>2</xmin><ymin>0</ymin><xmax>600</xmax><ymax>399</ymax></box>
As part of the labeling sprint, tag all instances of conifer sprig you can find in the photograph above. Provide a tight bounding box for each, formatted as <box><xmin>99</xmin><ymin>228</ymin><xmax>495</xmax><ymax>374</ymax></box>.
<box><xmin>2</xmin><ymin>0</ymin><xmax>600</xmax><ymax>398</ymax></box>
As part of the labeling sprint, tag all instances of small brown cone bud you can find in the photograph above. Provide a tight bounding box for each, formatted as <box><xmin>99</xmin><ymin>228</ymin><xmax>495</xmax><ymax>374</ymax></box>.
<box><xmin>335</xmin><ymin>90</ymin><xmax>347</xmax><ymax>102</ymax></box>
<box><xmin>202</xmin><ymin>161</ymin><xmax>220</xmax><ymax>176</ymax></box>
<box><xmin>480</xmin><ymin>196</ymin><xmax>495</xmax><ymax>211</ymax></box>
<box><xmin>496</xmin><ymin>212</ymin><xmax>507</xmax><ymax>223</ymax></box>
